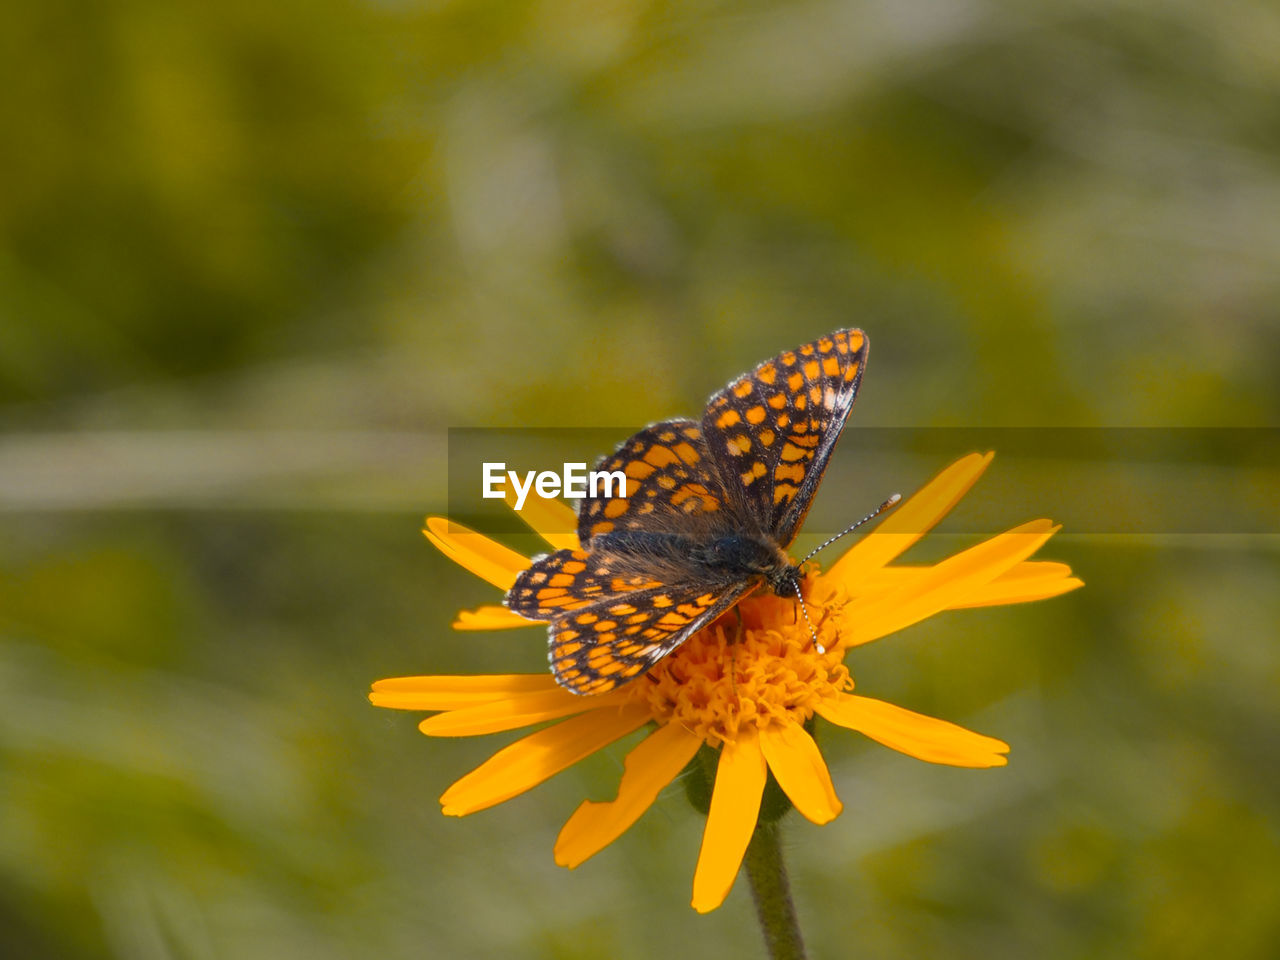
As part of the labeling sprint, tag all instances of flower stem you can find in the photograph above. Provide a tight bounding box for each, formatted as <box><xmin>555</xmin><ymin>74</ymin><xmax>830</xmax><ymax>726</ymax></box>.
<box><xmin>743</xmin><ymin>819</ymin><xmax>807</xmax><ymax>960</ymax></box>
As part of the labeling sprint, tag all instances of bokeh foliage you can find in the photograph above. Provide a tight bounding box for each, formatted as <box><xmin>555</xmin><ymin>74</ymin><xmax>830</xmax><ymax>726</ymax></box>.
<box><xmin>1</xmin><ymin>1</ymin><xmax>1278</xmax><ymax>958</ymax></box>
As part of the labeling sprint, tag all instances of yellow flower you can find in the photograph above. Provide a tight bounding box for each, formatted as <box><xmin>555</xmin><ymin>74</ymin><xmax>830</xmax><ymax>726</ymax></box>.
<box><xmin>370</xmin><ymin>453</ymin><xmax>1082</xmax><ymax>912</ymax></box>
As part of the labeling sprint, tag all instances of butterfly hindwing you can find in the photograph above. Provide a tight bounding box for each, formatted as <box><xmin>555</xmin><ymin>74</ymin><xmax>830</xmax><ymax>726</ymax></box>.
<box><xmin>548</xmin><ymin>580</ymin><xmax>758</xmax><ymax>695</ymax></box>
<box><xmin>701</xmin><ymin>329</ymin><xmax>867</xmax><ymax>546</ymax></box>
<box><xmin>507</xmin><ymin>548</ymin><xmax>663</xmax><ymax>620</ymax></box>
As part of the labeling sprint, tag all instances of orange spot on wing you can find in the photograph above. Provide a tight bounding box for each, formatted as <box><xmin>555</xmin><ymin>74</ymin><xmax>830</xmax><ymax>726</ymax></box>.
<box><xmin>644</xmin><ymin>445</ymin><xmax>679</xmax><ymax>468</ymax></box>
<box><xmin>781</xmin><ymin>442</ymin><xmax>807</xmax><ymax>461</ymax></box>
<box><xmin>673</xmin><ymin>442</ymin><xmax>700</xmax><ymax>462</ymax></box>
<box><xmin>772</xmin><ymin>483</ymin><xmax>799</xmax><ymax>504</ymax></box>
<box><xmin>775</xmin><ymin>462</ymin><xmax>805</xmax><ymax>482</ymax></box>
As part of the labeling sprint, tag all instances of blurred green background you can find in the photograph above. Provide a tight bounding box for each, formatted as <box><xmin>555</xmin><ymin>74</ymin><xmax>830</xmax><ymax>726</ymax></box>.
<box><xmin>2</xmin><ymin>1</ymin><xmax>1278</xmax><ymax>957</ymax></box>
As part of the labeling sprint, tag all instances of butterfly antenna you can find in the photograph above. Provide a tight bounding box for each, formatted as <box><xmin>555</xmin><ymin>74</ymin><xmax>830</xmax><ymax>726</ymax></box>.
<box><xmin>800</xmin><ymin>493</ymin><xmax>902</xmax><ymax>565</ymax></box>
<box><xmin>791</xmin><ymin>576</ymin><xmax>826</xmax><ymax>654</ymax></box>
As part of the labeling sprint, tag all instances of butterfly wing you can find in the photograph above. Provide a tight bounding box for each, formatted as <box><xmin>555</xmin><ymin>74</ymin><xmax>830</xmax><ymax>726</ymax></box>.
<box><xmin>546</xmin><ymin>580</ymin><xmax>758</xmax><ymax>695</ymax></box>
<box><xmin>576</xmin><ymin>419</ymin><xmax>740</xmax><ymax>544</ymax></box>
<box><xmin>506</xmin><ymin>548</ymin><xmax>664</xmax><ymax>620</ymax></box>
<box><xmin>701</xmin><ymin>329</ymin><xmax>868</xmax><ymax>547</ymax></box>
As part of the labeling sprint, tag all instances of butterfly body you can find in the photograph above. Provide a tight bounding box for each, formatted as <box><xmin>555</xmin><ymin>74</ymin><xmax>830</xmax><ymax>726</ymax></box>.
<box><xmin>588</xmin><ymin>529</ymin><xmax>798</xmax><ymax>601</ymax></box>
<box><xmin>687</xmin><ymin>533</ymin><xmax>795</xmax><ymax>585</ymax></box>
<box><xmin>505</xmin><ymin>329</ymin><xmax>869</xmax><ymax>695</ymax></box>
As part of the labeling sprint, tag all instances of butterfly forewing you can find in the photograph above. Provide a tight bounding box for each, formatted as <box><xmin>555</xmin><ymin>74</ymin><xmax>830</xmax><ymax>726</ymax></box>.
<box><xmin>576</xmin><ymin>419</ymin><xmax>737</xmax><ymax>544</ymax></box>
<box><xmin>701</xmin><ymin>329</ymin><xmax>867</xmax><ymax>547</ymax></box>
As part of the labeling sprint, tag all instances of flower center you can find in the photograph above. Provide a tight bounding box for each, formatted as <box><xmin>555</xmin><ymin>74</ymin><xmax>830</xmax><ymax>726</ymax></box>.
<box><xmin>632</xmin><ymin>573</ymin><xmax>853</xmax><ymax>747</ymax></box>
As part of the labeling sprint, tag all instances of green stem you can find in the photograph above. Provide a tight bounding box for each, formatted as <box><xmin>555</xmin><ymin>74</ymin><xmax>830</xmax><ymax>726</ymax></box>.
<box><xmin>743</xmin><ymin>819</ymin><xmax>807</xmax><ymax>960</ymax></box>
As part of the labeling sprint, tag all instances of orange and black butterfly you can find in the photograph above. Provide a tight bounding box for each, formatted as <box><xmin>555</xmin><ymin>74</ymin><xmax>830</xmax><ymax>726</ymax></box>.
<box><xmin>506</xmin><ymin>329</ymin><xmax>871</xmax><ymax>695</ymax></box>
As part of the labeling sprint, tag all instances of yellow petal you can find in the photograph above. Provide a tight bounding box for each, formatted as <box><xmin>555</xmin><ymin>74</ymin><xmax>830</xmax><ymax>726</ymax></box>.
<box><xmin>829</xmin><ymin>452</ymin><xmax>993</xmax><ymax>584</ymax></box>
<box><xmin>504</xmin><ymin>489</ymin><xmax>579</xmax><ymax>551</ymax></box>
<box><xmin>842</xmin><ymin>519</ymin><xmax>1061</xmax><ymax>648</ymax></box>
<box><xmin>452</xmin><ymin>605</ymin><xmax>539</xmax><ymax>631</ymax></box>
<box><xmin>419</xmin><ymin>688</ymin><xmax>632</xmax><ymax>737</ymax></box>
<box><xmin>759</xmin><ymin>721</ymin><xmax>842</xmax><ymax>825</ymax></box>
<box><xmin>851</xmin><ymin>561</ymin><xmax>1084</xmax><ymax>608</ymax></box>
<box><xmin>423</xmin><ymin>516</ymin><xmax>530</xmax><ymax>591</ymax></box>
<box><xmin>950</xmin><ymin>561</ymin><xmax>1084</xmax><ymax>608</ymax></box>
<box><xmin>555</xmin><ymin>721</ymin><xmax>702</xmax><ymax>868</ymax></box>
<box><xmin>846</xmin><ymin>565</ymin><xmax>925</xmax><ymax>595</ymax></box>
<box><xmin>817</xmin><ymin>694</ymin><xmax>1009</xmax><ymax>768</ymax></box>
<box><xmin>439</xmin><ymin>704</ymin><xmax>651</xmax><ymax>816</ymax></box>
<box><xmin>369</xmin><ymin>674</ymin><xmax>556</xmax><ymax>711</ymax></box>
<box><xmin>691</xmin><ymin>728</ymin><xmax>767</xmax><ymax>913</ymax></box>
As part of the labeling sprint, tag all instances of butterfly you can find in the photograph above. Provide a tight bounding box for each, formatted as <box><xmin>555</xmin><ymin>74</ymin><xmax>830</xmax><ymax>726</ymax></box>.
<box><xmin>505</xmin><ymin>329</ymin><xmax>873</xmax><ymax>695</ymax></box>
